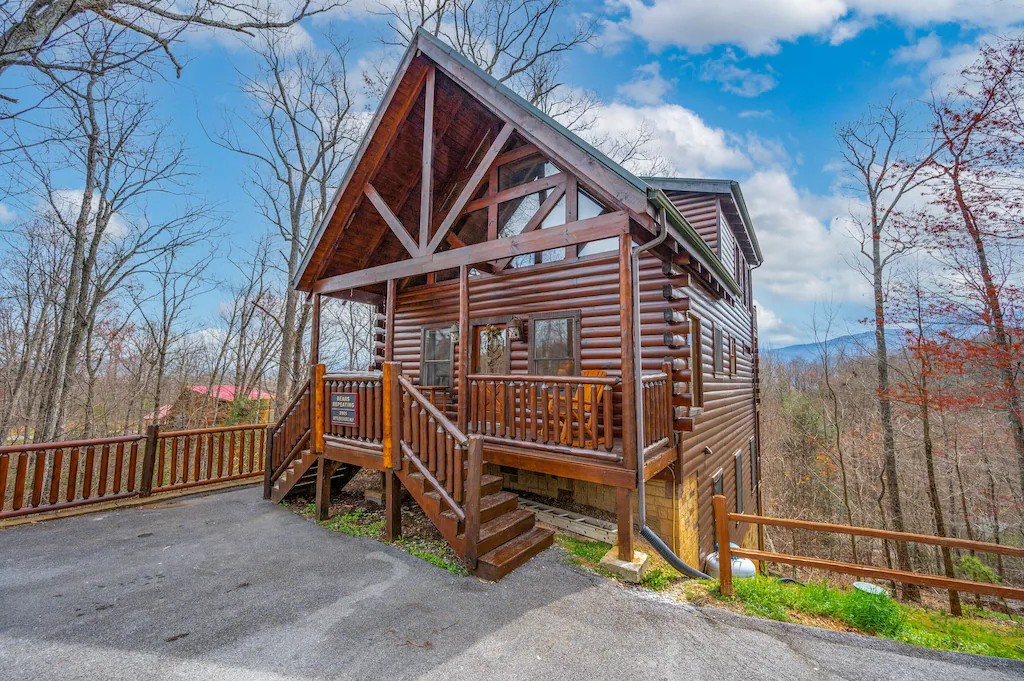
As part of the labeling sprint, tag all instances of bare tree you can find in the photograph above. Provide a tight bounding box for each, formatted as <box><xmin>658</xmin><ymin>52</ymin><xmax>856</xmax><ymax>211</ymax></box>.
<box><xmin>218</xmin><ymin>33</ymin><xmax>358</xmax><ymax>410</ymax></box>
<box><xmin>836</xmin><ymin>100</ymin><xmax>941</xmax><ymax>599</ymax></box>
<box><xmin>7</xmin><ymin>25</ymin><xmax>209</xmax><ymax>441</ymax></box>
<box><xmin>0</xmin><ymin>0</ymin><xmax>343</xmax><ymax>84</ymax></box>
<box><xmin>140</xmin><ymin>249</ymin><xmax>213</xmax><ymax>424</ymax></box>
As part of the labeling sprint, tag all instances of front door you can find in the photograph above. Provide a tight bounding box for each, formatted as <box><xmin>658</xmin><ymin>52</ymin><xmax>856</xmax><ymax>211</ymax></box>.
<box><xmin>472</xmin><ymin>323</ymin><xmax>509</xmax><ymax>434</ymax></box>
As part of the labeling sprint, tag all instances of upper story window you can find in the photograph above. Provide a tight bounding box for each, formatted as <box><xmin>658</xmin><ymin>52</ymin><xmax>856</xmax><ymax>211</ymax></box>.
<box><xmin>498</xmin><ymin>155</ymin><xmax>558</xmax><ymax>191</ymax></box>
<box><xmin>529</xmin><ymin>311</ymin><xmax>581</xmax><ymax>376</ymax></box>
<box><xmin>421</xmin><ymin>327</ymin><xmax>453</xmax><ymax>387</ymax></box>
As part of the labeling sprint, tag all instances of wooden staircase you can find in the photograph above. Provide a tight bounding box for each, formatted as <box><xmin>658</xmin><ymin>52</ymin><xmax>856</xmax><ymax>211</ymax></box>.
<box><xmin>264</xmin><ymin>364</ymin><xmax>553</xmax><ymax>580</ymax></box>
<box><xmin>386</xmin><ymin>369</ymin><xmax>552</xmax><ymax>579</ymax></box>
<box><xmin>270</xmin><ymin>450</ymin><xmax>317</xmax><ymax>503</ymax></box>
<box><xmin>399</xmin><ymin>460</ymin><xmax>553</xmax><ymax>580</ymax></box>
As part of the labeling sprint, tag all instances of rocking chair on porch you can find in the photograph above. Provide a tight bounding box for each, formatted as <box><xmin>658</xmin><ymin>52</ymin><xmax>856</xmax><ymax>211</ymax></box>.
<box><xmin>549</xmin><ymin>370</ymin><xmax>608</xmax><ymax>448</ymax></box>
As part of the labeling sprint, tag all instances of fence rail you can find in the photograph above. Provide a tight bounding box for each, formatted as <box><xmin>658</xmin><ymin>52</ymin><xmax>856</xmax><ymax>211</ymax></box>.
<box><xmin>713</xmin><ymin>495</ymin><xmax>1024</xmax><ymax>603</ymax></box>
<box><xmin>1</xmin><ymin>424</ymin><xmax>268</xmax><ymax>521</ymax></box>
<box><xmin>154</xmin><ymin>424</ymin><xmax>266</xmax><ymax>493</ymax></box>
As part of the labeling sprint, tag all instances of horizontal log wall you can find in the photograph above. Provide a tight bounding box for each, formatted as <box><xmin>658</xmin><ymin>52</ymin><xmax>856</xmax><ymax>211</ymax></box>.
<box><xmin>393</xmin><ymin>252</ymin><xmax>689</xmax><ymax>444</ymax></box>
<box><xmin>391</xmin><ymin>246</ymin><xmax>756</xmax><ymax>558</ymax></box>
<box><xmin>681</xmin><ymin>274</ymin><xmax>757</xmax><ymax>559</ymax></box>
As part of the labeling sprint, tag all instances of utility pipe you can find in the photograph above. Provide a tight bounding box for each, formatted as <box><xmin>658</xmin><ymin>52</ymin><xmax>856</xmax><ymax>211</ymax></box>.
<box><xmin>631</xmin><ymin>204</ymin><xmax>712</xmax><ymax>580</ymax></box>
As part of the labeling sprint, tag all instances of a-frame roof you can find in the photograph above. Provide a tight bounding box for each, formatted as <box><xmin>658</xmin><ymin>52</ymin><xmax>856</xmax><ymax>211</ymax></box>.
<box><xmin>295</xmin><ymin>29</ymin><xmax>749</xmax><ymax>297</ymax></box>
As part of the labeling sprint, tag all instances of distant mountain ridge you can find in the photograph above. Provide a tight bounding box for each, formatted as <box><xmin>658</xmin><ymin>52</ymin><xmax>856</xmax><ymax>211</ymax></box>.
<box><xmin>764</xmin><ymin>330</ymin><xmax>906</xmax><ymax>363</ymax></box>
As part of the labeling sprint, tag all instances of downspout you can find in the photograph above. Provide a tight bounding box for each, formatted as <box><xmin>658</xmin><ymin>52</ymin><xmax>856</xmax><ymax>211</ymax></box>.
<box><xmin>631</xmin><ymin>206</ymin><xmax>711</xmax><ymax>580</ymax></box>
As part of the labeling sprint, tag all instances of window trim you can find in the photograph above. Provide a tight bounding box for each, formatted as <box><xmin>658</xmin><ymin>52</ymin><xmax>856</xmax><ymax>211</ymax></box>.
<box><xmin>528</xmin><ymin>309</ymin><xmax>582</xmax><ymax>376</ymax></box>
<box><xmin>729</xmin><ymin>336</ymin><xmax>738</xmax><ymax>378</ymax></box>
<box><xmin>713</xmin><ymin>324</ymin><xmax>724</xmax><ymax>377</ymax></box>
<box><xmin>420</xmin><ymin>324</ymin><xmax>454</xmax><ymax>387</ymax></box>
<box><xmin>688</xmin><ymin>312</ymin><xmax>704</xmax><ymax>409</ymax></box>
<box><xmin>735</xmin><ymin>450</ymin><xmax>744</xmax><ymax>514</ymax></box>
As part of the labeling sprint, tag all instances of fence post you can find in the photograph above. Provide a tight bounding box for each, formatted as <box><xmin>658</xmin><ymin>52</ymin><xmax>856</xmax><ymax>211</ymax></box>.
<box><xmin>139</xmin><ymin>424</ymin><xmax>160</xmax><ymax>497</ymax></box>
<box><xmin>714</xmin><ymin>494</ymin><xmax>733</xmax><ymax>596</ymax></box>
<box><xmin>463</xmin><ymin>434</ymin><xmax>484</xmax><ymax>570</ymax></box>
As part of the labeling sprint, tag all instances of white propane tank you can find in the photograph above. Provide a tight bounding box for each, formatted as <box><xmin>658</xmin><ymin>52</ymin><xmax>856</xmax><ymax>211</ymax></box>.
<box><xmin>705</xmin><ymin>543</ymin><xmax>757</xmax><ymax>580</ymax></box>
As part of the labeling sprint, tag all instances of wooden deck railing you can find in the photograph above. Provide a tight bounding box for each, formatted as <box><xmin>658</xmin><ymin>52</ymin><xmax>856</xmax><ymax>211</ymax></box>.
<box><xmin>153</xmin><ymin>424</ymin><xmax>266</xmax><ymax>493</ymax></box>
<box><xmin>641</xmin><ymin>369</ymin><xmax>672</xmax><ymax>453</ymax></box>
<box><xmin>713</xmin><ymin>495</ymin><xmax>1024</xmax><ymax>602</ymax></box>
<box><xmin>0</xmin><ymin>434</ymin><xmax>147</xmax><ymax>519</ymax></box>
<box><xmin>0</xmin><ymin>423</ymin><xmax>270</xmax><ymax>521</ymax></box>
<box><xmin>391</xmin><ymin>368</ymin><xmax>483</xmax><ymax>567</ymax></box>
<box><xmin>323</xmin><ymin>372</ymin><xmax>384</xmax><ymax>447</ymax></box>
<box><xmin>466</xmin><ymin>373</ymin><xmax>618</xmax><ymax>461</ymax></box>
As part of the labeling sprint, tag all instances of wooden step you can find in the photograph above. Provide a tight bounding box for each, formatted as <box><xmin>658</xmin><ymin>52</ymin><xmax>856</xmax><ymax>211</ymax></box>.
<box><xmin>466</xmin><ymin>508</ymin><xmax>535</xmax><ymax>556</ymax></box>
<box><xmin>442</xmin><ymin>491</ymin><xmax>517</xmax><ymax>524</ymax></box>
<box><xmin>475</xmin><ymin>526</ymin><xmax>555</xmax><ymax>581</ymax></box>
<box><xmin>270</xmin><ymin>450</ymin><xmax>317</xmax><ymax>503</ymax></box>
<box><xmin>422</xmin><ymin>473</ymin><xmax>503</xmax><ymax>506</ymax></box>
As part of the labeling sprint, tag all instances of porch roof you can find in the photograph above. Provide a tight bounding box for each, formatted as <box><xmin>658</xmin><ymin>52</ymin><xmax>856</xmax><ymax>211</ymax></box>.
<box><xmin>294</xmin><ymin>29</ymin><xmax>749</xmax><ymax>299</ymax></box>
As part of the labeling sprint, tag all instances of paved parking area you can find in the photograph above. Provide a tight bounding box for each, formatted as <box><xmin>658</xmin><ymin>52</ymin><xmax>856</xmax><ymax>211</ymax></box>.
<box><xmin>1</xmin><ymin>487</ymin><xmax>1021</xmax><ymax>680</ymax></box>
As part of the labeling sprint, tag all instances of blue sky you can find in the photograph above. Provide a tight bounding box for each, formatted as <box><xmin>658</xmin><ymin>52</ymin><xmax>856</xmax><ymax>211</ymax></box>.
<box><xmin>6</xmin><ymin>1</ymin><xmax>1023</xmax><ymax>347</ymax></box>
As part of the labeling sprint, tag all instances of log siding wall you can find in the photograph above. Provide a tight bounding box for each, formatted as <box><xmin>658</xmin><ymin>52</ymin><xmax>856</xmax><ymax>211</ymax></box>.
<box><xmin>389</xmin><ymin>242</ymin><xmax>756</xmax><ymax>559</ymax></box>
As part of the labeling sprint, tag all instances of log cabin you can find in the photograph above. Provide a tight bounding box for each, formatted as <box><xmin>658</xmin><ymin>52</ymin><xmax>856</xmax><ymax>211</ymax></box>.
<box><xmin>263</xmin><ymin>29</ymin><xmax>764</xmax><ymax>581</ymax></box>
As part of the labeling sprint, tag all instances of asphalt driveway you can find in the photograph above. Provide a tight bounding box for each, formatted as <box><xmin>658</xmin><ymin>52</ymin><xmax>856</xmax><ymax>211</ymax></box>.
<box><xmin>1</xmin><ymin>488</ymin><xmax>1020</xmax><ymax>680</ymax></box>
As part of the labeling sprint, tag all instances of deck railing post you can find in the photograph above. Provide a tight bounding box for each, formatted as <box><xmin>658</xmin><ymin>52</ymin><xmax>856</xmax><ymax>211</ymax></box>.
<box><xmin>310</xmin><ymin>364</ymin><xmax>325</xmax><ymax>455</ymax></box>
<box><xmin>139</xmin><ymin>424</ymin><xmax>160</xmax><ymax>498</ymax></box>
<box><xmin>383</xmin><ymin>361</ymin><xmax>402</xmax><ymax>471</ymax></box>
<box><xmin>263</xmin><ymin>425</ymin><xmax>275</xmax><ymax>499</ymax></box>
<box><xmin>463</xmin><ymin>434</ymin><xmax>484</xmax><ymax>569</ymax></box>
<box><xmin>713</xmin><ymin>494</ymin><xmax>733</xmax><ymax>596</ymax></box>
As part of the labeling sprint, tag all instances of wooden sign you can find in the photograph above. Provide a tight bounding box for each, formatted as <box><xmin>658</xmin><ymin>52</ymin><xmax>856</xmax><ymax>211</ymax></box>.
<box><xmin>330</xmin><ymin>392</ymin><xmax>358</xmax><ymax>426</ymax></box>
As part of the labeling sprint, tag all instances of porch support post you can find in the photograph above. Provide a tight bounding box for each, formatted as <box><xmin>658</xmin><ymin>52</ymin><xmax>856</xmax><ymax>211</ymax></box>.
<box><xmin>619</xmin><ymin>234</ymin><xmax>638</xmax><ymax>472</ymax></box>
<box><xmin>310</xmin><ymin>293</ymin><xmax>321</xmax><ymax>365</ymax></box>
<box><xmin>385</xmin><ymin>470</ymin><xmax>402</xmax><ymax>540</ymax></box>
<box><xmin>315</xmin><ymin>459</ymin><xmax>340</xmax><ymax>521</ymax></box>
<box><xmin>457</xmin><ymin>265</ymin><xmax>470</xmax><ymax>431</ymax></box>
<box><xmin>618</xmin><ymin>234</ymin><xmax>638</xmax><ymax>561</ymax></box>
<box><xmin>385</xmin><ymin>279</ymin><xmax>396</xmax><ymax>362</ymax></box>
<box><xmin>617</xmin><ymin>487</ymin><xmax>634</xmax><ymax>561</ymax></box>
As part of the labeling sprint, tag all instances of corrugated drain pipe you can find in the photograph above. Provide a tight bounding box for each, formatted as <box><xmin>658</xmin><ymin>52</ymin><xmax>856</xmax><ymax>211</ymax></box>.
<box><xmin>631</xmin><ymin>205</ymin><xmax>712</xmax><ymax>580</ymax></box>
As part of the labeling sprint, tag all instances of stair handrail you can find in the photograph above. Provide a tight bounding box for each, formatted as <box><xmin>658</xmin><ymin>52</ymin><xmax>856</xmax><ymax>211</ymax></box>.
<box><xmin>393</xmin><ymin>368</ymin><xmax>483</xmax><ymax>568</ymax></box>
<box><xmin>398</xmin><ymin>375</ymin><xmax>468</xmax><ymax>443</ymax></box>
<box><xmin>266</xmin><ymin>378</ymin><xmax>312</xmax><ymax>487</ymax></box>
<box><xmin>270</xmin><ymin>378</ymin><xmax>311</xmax><ymax>437</ymax></box>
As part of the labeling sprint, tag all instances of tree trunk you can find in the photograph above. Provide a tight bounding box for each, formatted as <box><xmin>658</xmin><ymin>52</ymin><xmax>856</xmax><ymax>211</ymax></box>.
<box><xmin>871</xmin><ymin>222</ymin><xmax>919</xmax><ymax>600</ymax></box>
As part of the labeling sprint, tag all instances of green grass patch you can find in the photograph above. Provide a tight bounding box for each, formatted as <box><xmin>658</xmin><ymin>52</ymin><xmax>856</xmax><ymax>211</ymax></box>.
<box><xmin>394</xmin><ymin>536</ymin><xmax>469</xmax><ymax>576</ymax></box>
<box><xmin>641</xmin><ymin>567</ymin><xmax>674</xmax><ymax>591</ymax></box>
<box><xmin>555</xmin><ymin>535</ymin><xmax>611</xmax><ymax>567</ymax></box>
<box><xmin>298</xmin><ymin>504</ymin><xmax>468</xmax><ymax>576</ymax></box>
<box><xmin>713</xmin><ymin>576</ymin><xmax>1024</xmax><ymax>660</ymax></box>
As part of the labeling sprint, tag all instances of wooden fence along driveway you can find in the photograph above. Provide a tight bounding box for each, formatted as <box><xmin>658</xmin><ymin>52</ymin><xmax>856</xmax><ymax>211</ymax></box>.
<box><xmin>713</xmin><ymin>495</ymin><xmax>1024</xmax><ymax>603</ymax></box>
<box><xmin>0</xmin><ymin>423</ymin><xmax>267</xmax><ymax>520</ymax></box>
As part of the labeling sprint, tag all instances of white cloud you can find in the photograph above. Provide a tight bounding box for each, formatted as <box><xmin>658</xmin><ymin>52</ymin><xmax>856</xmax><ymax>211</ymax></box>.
<box><xmin>616</xmin><ymin>62</ymin><xmax>675</xmax><ymax>105</ymax></box>
<box><xmin>587</xmin><ymin>101</ymin><xmax>751</xmax><ymax>176</ymax></box>
<box><xmin>605</xmin><ymin>0</ymin><xmax>847</xmax><ymax>55</ymax></box>
<box><xmin>891</xmin><ymin>32</ymin><xmax>942</xmax><ymax>63</ymax></box>
<box><xmin>755</xmin><ymin>302</ymin><xmax>805</xmax><ymax>346</ymax></box>
<box><xmin>700</xmin><ymin>50</ymin><xmax>777</xmax><ymax>97</ymax></box>
<box><xmin>742</xmin><ymin>169</ymin><xmax>867</xmax><ymax>304</ymax></box>
<box><xmin>738</xmin><ymin>109</ymin><xmax>772</xmax><ymax>119</ymax></box>
<box><xmin>606</xmin><ymin>0</ymin><xmax>1024</xmax><ymax>55</ymax></box>
<box><xmin>0</xmin><ymin>203</ymin><xmax>14</xmax><ymax>223</ymax></box>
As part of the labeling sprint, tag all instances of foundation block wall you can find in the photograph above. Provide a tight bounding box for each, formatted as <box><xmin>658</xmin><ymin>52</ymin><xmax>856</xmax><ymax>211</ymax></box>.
<box><xmin>491</xmin><ymin>462</ymin><xmax>702</xmax><ymax>567</ymax></box>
